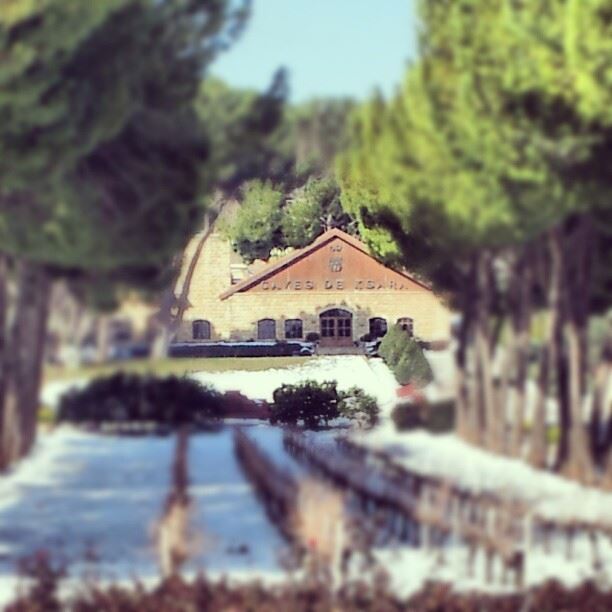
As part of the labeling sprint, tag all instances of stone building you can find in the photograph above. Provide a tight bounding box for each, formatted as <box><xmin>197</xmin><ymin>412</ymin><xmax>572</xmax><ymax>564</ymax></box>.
<box><xmin>173</xmin><ymin>215</ymin><xmax>451</xmax><ymax>347</ymax></box>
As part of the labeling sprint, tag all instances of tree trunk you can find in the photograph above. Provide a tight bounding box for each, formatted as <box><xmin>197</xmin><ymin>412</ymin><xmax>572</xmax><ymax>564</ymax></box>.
<box><xmin>157</xmin><ymin>425</ymin><xmax>191</xmax><ymax>577</ymax></box>
<box><xmin>540</xmin><ymin>226</ymin><xmax>571</xmax><ymax>470</ymax></box>
<box><xmin>529</xmin><ymin>231</ymin><xmax>562</xmax><ymax>469</ymax></box>
<box><xmin>455</xmin><ymin>275</ymin><xmax>475</xmax><ymax>442</ymax></box>
<box><xmin>509</xmin><ymin>256</ymin><xmax>531</xmax><ymax>458</ymax></box>
<box><xmin>591</xmin><ymin>337</ymin><xmax>612</xmax><ymax>466</ymax></box>
<box><xmin>0</xmin><ymin>256</ymin><xmax>8</xmax><ymax>470</ymax></box>
<box><xmin>150</xmin><ymin>322</ymin><xmax>174</xmax><ymax>360</ymax></box>
<box><xmin>529</xmin><ymin>341</ymin><xmax>551</xmax><ymax>468</ymax></box>
<box><xmin>474</xmin><ymin>252</ymin><xmax>499</xmax><ymax>450</ymax></box>
<box><xmin>455</xmin><ymin>339</ymin><xmax>470</xmax><ymax>441</ymax></box>
<box><xmin>563</xmin><ymin>318</ymin><xmax>595</xmax><ymax>482</ymax></box>
<box><xmin>555</xmin><ymin>338</ymin><xmax>571</xmax><ymax>468</ymax></box>
<box><xmin>0</xmin><ymin>260</ymin><xmax>51</xmax><ymax>467</ymax></box>
<box><xmin>557</xmin><ymin>217</ymin><xmax>596</xmax><ymax>483</ymax></box>
<box><xmin>96</xmin><ymin>314</ymin><xmax>111</xmax><ymax>363</ymax></box>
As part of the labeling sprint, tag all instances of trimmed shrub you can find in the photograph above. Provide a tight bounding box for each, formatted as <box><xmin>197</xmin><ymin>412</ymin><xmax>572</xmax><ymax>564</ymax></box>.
<box><xmin>270</xmin><ymin>381</ymin><xmax>379</xmax><ymax>429</ymax></box>
<box><xmin>338</xmin><ymin>386</ymin><xmax>379</xmax><ymax>428</ymax></box>
<box><xmin>377</xmin><ymin>324</ymin><xmax>407</xmax><ymax>365</ymax></box>
<box><xmin>392</xmin><ymin>399</ymin><xmax>455</xmax><ymax>433</ymax></box>
<box><xmin>379</xmin><ymin>325</ymin><xmax>433</xmax><ymax>386</ymax></box>
<box><xmin>305</xmin><ymin>332</ymin><xmax>320</xmax><ymax>343</ymax></box>
<box><xmin>270</xmin><ymin>380</ymin><xmax>339</xmax><ymax>428</ymax></box>
<box><xmin>57</xmin><ymin>373</ymin><xmax>223</xmax><ymax>427</ymax></box>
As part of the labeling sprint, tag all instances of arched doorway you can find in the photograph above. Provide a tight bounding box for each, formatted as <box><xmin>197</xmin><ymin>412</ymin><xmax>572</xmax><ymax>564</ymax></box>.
<box><xmin>319</xmin><ymin>308</ymin><xmax>353</xmax><ymax>347</ymax></box>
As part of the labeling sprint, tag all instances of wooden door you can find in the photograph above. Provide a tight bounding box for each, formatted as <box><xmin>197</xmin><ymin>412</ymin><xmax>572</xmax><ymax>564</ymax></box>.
<box><xmin>319</xmin><ymin>309</ymin><xmax>353</xmax><ymax>347</ymax></box>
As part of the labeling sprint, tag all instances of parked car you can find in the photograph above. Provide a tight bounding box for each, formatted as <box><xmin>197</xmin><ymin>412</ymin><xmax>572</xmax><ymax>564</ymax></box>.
<box><xmin>169</xmin><ymin>340</ymin><xmax>315</xmax><ymax>358</ymax></box>
<box><xmin>363</xmin><ymin>338</ymin><xmax>382</xmax><ymax>357</ymax></box>
<box><xmin>299</xmin><ymin>343</ymin><xmax>316</xmax><ymax>356</ymax></box>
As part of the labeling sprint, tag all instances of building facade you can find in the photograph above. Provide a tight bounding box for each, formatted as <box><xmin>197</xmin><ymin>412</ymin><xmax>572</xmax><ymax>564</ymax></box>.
<box><xmin>173</xmin><ymin>222</ymin><xmax>451</xmax><ymax>347</ymax></box>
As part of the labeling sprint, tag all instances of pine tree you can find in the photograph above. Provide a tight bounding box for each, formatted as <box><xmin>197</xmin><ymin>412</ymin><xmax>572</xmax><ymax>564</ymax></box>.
<box><xmin>0</xmin><ymin>0</ymin><xmax>248</xmax><ymax>468</ymax></box>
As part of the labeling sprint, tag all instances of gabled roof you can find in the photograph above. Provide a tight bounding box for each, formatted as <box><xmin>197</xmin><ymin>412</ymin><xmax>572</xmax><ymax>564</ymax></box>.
<box><xmin>219</xmin><ymin>228</ymin><xmax>429</xmax><ymax>300</ymax></box>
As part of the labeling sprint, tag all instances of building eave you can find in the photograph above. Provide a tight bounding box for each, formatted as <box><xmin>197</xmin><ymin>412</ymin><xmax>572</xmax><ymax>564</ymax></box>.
<box><xmin>219</xmin><ymin>228</ymin><xmax>431</xmax><ymax>300</ymax></box>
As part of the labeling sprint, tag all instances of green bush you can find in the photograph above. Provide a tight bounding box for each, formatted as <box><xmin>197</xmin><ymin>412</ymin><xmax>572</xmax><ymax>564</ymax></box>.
<box><xmin>270</xmin><ymin>380</ymin><xmax>379</xmax><ymax>429</ymax></box>
<box><xmin>379</xmin><ymin>325</ymin><xmax>433</xmax><ymax>386</ymax></box>
<box><xmin>377</xmin><ymin>324</ymin><xmax>407</xmax><ymax>365</ymax></box>
<box><xmin>338</xmin><ymin>386</ymin><xmax>379</xmax><ymax>427</ymax></box>
<box><xmin>270</xmin><ymin>380</ymin><xmax>339</xmax><ymax>428</ymax></box>
<box><xmin>57</xmin><ymin>373</ymin><xmax>223</xmax><ymax>427</ymax></box>
<box><xmin>391</xmin><ymin>399</ymin><xmax>455</xmax><ymax>433</ymax></box>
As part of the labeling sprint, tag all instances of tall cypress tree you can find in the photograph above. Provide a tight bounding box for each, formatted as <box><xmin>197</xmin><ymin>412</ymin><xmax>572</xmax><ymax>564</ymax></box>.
<box><xmin>339</xmin><ymin>0</ymin><xmax>612</xmax><ymax>482</ymax></box>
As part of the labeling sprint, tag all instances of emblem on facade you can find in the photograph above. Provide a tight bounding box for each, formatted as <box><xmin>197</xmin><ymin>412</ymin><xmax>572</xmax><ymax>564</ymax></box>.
<box><xmin>329</xmin><ymin>257</ymin><xmax>343</xmax><ymax>272</ymax></box>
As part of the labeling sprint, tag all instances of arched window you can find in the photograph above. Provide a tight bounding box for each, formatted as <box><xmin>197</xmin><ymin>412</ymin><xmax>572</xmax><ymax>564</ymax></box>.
<box><xmin>284</xmin><ymin>319</ymin><xmax>303</xmax><ymax>339</ymax></box>
<box><xmin>192</xmin><ymin>319</ymin><xmax>211</xmax><ymax>340</ymax></box>
<box><xmin>397</xmin><ymin>317</ymin><xmax>414</xmax><ymax>337</ymax></box>
<box><xmin>257</xmin><ymin>318</ymin><xmax>276</xmax><ymax>340</ymax></box>
<box><xmin>369</xmin><ymin>317</ymin><xmax>388</xmax><ymax>338</ymax></box>
<box><xmin>321</xmin><ymin>308</ymin><xmax>352</xmax><ymax>318</ymax></box>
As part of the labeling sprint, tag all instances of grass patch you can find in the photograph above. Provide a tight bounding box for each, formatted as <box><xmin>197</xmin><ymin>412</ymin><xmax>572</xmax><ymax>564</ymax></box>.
<box><xmin>44</xmin><ymin>356</ymin><xmax>313</xmax><ymax>384</ymax></box>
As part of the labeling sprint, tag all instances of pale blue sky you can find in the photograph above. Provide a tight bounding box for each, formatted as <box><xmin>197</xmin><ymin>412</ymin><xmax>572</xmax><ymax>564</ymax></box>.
<box><xmin>212</xmin><ymin>0</ymin><xmax>419</xmax><ymax>101</ymax></box>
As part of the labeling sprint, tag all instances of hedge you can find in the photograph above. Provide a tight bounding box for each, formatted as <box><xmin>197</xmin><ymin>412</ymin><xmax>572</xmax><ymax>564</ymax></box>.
<box><xmin>391</xmin><ymin>399</ymin><xmax>455</xmax><ymax>433</ymax></box>
<box><xmin>378</xmin><ymin>325</ymin><xmax>433</xmax><ymax>387</ymax></box>
<box><xmin>57</xmin><ymin>373</ymin><xmax>223</xmax><ymax>427</ymax></box>
<box><xmin>269</xmin><ymin>380</ymin><xmax>379</xmax><ymax>429</ymax></box>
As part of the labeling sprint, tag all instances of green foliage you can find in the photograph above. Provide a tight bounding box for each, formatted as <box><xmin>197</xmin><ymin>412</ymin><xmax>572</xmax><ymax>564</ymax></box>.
<box><xmin>57</xmin><ymin>373</ymin><xmax>223</xmax><ymax>426</ymax></box>
<box><xmin>290</xmin><ymin>98</ymin><xmax>355</xmax><ymax>176</ymax></box>
<box><xmin>226</xmin><ymin>180</ymin><xmax>284</xmax><ymax>262</ymax></box>
<box><xmin>0</xmin><ymin>0</ymin><xmax>247</xmax><ymax>280</ymax></box>
<box><xmin>282</xmin><ymin>176</ymin><xmax>354</xmax><ymax>248</ymax></box>
<box><xmin>195</xmin><ymin>88</ymin><xmax>353</xmax><ymax>199</ymax></box>
<box><xmin>377</xmin><ymin>325</ymin><xmax>409</xmax><ymax>367</ymax></box>
<box><xmin>391</xmin><ymin>399</ymin><xmax>455</xmax><ymax>433</ymax></box>
<box><xmin>379</xmin><ymin>326</ymin><xmax>433</xmax><ymax>387</ymax></box>
<box><xmin>219</xmin><ymin>94</ymin><xmax>358</xmax><ymax>261</ymax></box>
<box><xmin>270</xmin><ymin>380</ymin><xmax>340</xmax><ymax>428</ymax></box>
<box><xmin>195</xmin><ymin>72</ymin><xmax>290</xmax><ymax>192</ymax></box>
<box><xmin>0</xmin><ymin>0</ymin><xmax>127</xmax><ymax>193</ymax></box>
<box><xmin>338</xmin><ymin>386</ymin><xmax>379</xmax><ymax>428</ymax></box>
<box><xmin>338</xmin><ymin>0</ymin><xmax>612</xmax><ymax>302</ymax></box>
<box><xmin>281</xmin><ymin>187</ymin><xmax>324</xmax><ymax>248</ymax></box>
<box><xmin>269</xmin><ymin>380</ymin><xmax>379</xmax><ymax>429</ymax></box>
<box><xmin>228</xmin><ymin>176</ymin><xmax>356</xmax><ymax>261</ymax></box>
